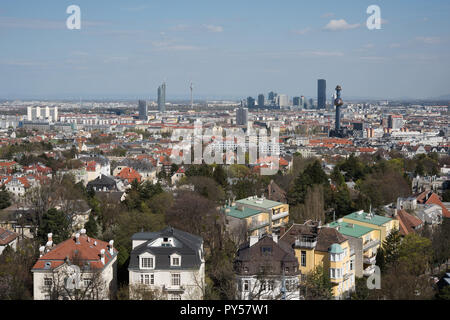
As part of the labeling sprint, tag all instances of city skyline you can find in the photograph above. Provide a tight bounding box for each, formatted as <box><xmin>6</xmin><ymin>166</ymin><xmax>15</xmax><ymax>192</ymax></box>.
<box><xmin>0</xmin><ymin>0</ymin><xmax>449</xmax><ymax>100</ymax></box>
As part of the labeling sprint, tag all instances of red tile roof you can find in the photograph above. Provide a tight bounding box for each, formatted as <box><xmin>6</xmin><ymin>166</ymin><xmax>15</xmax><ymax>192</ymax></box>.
<box><xmin>396</xmin><ymin>210</ymin><xmax>423</xmax><ymax>236</ymax></box>
<box><xmin>416</xmin><ymin>191</ymin><xmax>450</xmax><ymax>218</ymax></box>
<box><xmin>32</xmin><ymin>234</ymin><xmax>117</xmax><ymax>271</ymax></box>
<box><xmin>0</xmin><ymin>227</ymin><xmax>19</xmax><ymax>245</ymax></box>
<box><xmin>116</xmin><ymin>167</ymin><xmax>142</xmax><ymax>183</ymax></box>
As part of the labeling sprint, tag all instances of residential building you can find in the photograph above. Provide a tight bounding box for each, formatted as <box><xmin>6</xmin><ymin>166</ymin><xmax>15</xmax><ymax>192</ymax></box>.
<box><xmin>31</xmin><ymin>230</ymin><xmax>118</xmax><ymax>300</ymax></box>
<box><xmin>128</xmin><ymin>227</ymin><xmax>205</xmax><ymax>300</ymax></box>
<box><xmin>342</xmin><ymin>210</ymin><xmax>399</xmax><ymax>244</ymax></box>
<box><xmin>327</xmin><ymin>220</ymin><xmax>380</xmax><ymax>277</ymax></box>
<box><xmin>223</xmin><ymin>196</ymin><xmax>289</xmax><ymax>239</ymax></box>
<box><xmin>0</xmin><ymin>227</ymin><xmax>19</xmax><ymax>255</ymax></box>
<box><xmin>279</xmin><ymin>220</ymin><xmax>355</xmax><ymax>299</ymax></box>
<box><xmin>234</xmin><ymin>234</ymin><xmax>300</xmax><ymax>300</ymax></box>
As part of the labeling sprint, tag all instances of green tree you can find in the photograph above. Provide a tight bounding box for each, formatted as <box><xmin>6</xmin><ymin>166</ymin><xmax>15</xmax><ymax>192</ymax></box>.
<box><xmin>302</xmin><ymin>265</ymin><xmax>333</xmax><ymax>300</ymax></box>
<box><xmin>37</xmin><ymin>208</ymin><xmax>71</xmax><ymax>245</ymax></box>
<box><xmin>84</xmin><ymin>214</ymin><xmax>98</xmax><ymax>238</ymax></box>
<box><xmin>0</xmin><ymin>186</ymin><xmax>11</xmax><ymax>209</ymax></box>
<box><xmin>212</xmin><ymin>165</ymin><xmax>228</xmax><ymax>189</ymax></box>
<box><xmin>376</xmin><ymin>228</ymin><xmax>402</xmax><ymax>273</ymax></box>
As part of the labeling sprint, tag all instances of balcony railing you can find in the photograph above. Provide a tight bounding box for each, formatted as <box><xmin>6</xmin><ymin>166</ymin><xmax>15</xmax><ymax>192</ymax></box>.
<box><xmin>363</xmin><ymin>239</ymin><xmax>380</xmax><ymax>251</ymax></box>
<box><xmin>363</xmin><ymin>255</ymin><xmax>376</xmax><ymax>265</ymax></box>
<box><xmin>295</xmin><ymin>239</ymin><xmax>317</xmax><ymax>249</ymax></box>
<box><xmin>248</xmin><ymin>221</ymin><xmax>270</xmax><ymax>231</ymax></box>
<box><xmin>363</xmin><ymin>266</ymin><xmax>376</xmax><ymax>277</ymax></box>
<box><xmin>272</xmin><ymin>211</ymin><xmax>289</xmax><ymax>221</ymax></box>
<box><xmin>162</xmin><ymin>284</ymin><xmax>185</xmax><ymax>292</ymax></box>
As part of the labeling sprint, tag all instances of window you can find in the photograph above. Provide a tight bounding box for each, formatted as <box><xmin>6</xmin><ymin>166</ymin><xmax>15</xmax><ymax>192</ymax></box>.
<box><xmin>170</xmin><ymin>294</ymin><xmax>181</xmax><ymax>300</ymax></box>
<box><xmin>350</xmin><ymin>259</ymin><xmax>354</xmax><ymax>271</ymax></box>
<box><xmin>261</xmin><ymin>281</ymin><xmax>266</xmax><ymax>291</ymax></box>
<box><xmin>267</xmin><ymin>280</ymin><xmax>274</xmax><ymax>291</ymax></box>
<box><xmin>141</xmin><ymin>257</ymin><xmax>154</xmax><ymax>269</ymax></box>
<box><xmin>285</xmin><ymin>267</ymin><xmax>289</xmax><ymax>273</ymax></box>
<box><xmin>44</xmin><ymin>278</ymin><xmax>52</xmax><ymax>287</ymax></box>
<box><xmin>244</xmin><ymin>267</ymin><xmax>249</xmax><ymax>273</ymax></box>
<box><xmin>172</xmin><ymin>257</ymin><xmax>180</xmax><ymax>266</ymax></box>
<box><xmin>150</xmin><ymin>274</ymin><xmax>154</xmax><ymax>285</ymax></box>
<box><xmin>171</xmin><ymin>273</ymin><xmax>181</xmax><ymax>286</ymax></box>
<box><xmin>83</xmin><ymin>278</ymin><xmax>91</xmax><ymax>287</ymax></box>
<box><xmin>301</xmin><ymin>251</ymin><xmax>307</xmax><ymax>267</ymax></box>
<box><xmin>261</xmin><ymin>246</ymin><xmax>272</xmax><ymax>255</ymax></box>
<box><xmin>243</xmin><ymin>280</ymin><xmax>249</xmax><ymax>292</ymax></box>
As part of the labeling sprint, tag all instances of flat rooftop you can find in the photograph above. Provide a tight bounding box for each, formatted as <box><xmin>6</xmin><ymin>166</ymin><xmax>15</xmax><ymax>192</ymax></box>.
<box><xmin>343</xmin><ymin>211</ymin><xmax>393</xmax><ymax>226</ymax></box>
<box><xmin>327</xmin><ymin>221</ymin><xmax>374</xmax><ymax>238</ymax></box>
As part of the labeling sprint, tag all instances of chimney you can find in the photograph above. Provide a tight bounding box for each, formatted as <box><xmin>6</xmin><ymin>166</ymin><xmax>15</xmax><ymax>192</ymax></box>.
<box><xmin>273</xmin><ymin>234</ymin><xmax>278</xmax><ymax>243</ymax></box>
<box><xmin>94</xmin><ymin>241</ymin><xmax>97</xmax><ymax>246</ymax></box>
<box><xmin>75</xmin><ymin>233</ymin><xmax>80</xmax><ymax>244</ymax></box>
<box><xmin>108</xmin><ymin>240</ymin><xmax>114</xmax><ymax>255</ymax></box>
<box><xmin>100</xmin><ymin>249</ymin><xmax>105</xmax><ymax>265</ymax></box>
<box><xmin>47</xmin><ymin>233</ymin><xmax>53</xmax><ymax>243</ymax></box>
<box><xmin>80</xmin><ymin>228</ymin><xmax>86</xmax><ymax>235</ymax></box>
<box><xmin>249</xmin><ymin>235</ymin><xmax>259</xmax><ymax>247</ymax></box>
<box><xmin>39</xmin><ymin>246</ymin><xmax>45</xmax><ymax>257</ymax></box>
<box><xmin>45</xmin><ymin>233</ymin><xmax>53</xmax><ymax>249</ymax></box>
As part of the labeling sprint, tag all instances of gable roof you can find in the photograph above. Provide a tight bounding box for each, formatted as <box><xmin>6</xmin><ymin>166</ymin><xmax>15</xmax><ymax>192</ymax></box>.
<box><xmin>416</xmin><ymin>191</ymin><xmax>450</xmax><ymax>218</ymax></box>
<box><xmin>0</xmin><ymin>227</ymin><xmax>19</xmax><ymax>245</ymax></box>
<box><xmin>396</xmin><ymin>209</ymin><xmax>423</xmax><ymax>236</ymax></box>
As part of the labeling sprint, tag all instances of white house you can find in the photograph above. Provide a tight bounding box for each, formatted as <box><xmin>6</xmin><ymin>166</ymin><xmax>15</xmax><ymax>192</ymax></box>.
<box><xmin>128</xmin><ymin>227</ymin><xmax>205</xmax><ymax>300</ymax></box>
<box><xmin>31</xmin><ymin>230</ymin><xmax>118</xmax><ymax>300</ymax></box>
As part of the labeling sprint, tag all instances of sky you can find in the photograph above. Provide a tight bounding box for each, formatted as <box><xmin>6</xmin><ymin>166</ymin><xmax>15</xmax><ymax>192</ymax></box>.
<box><xmin>0</xmin><ymin>0</ymin><xmax>449</xmax><ymax>100</ymax></box>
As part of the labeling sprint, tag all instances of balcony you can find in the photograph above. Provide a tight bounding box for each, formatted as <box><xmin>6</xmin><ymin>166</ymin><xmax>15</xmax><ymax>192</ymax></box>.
<box><xmin>363</xmin><ymin>239</ymin><xmax>380</xmax><ymax>251</ymax></box>
<box><xmin>363</xmin><ymin>255</ymin><xmax>376</xmax><ymax>265</ymax></box>
<box><xmin>294</xmin><ymin>239</ymin><xmax>317</xmax><ymax>249</ymax></box>
<box><xmin>163</xmin><ymin>284</ymin><xmax>185</xmax><ymax>292</ymax></box>
<box><xmin>363</xmin><ymin>266</ymin><xmax>376</xmax><ymax>277</ymax></box>
<box><xmin>248</xmin><ymin>221</ymin><xmax>270</xmax><ymax>232</ymax></box>
<box><xmin>343</xmin><ymin>272</ymin><xmax>353</xmax><ymax>280</ymax></box>
<box><xmin>272</xmin><ymin>211</ymin><xmax>289</xmax><ymax>221</ymax></box>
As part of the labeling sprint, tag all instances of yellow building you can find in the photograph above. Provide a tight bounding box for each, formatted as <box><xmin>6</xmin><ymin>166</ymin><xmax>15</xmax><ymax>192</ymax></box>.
<box><xmin>342</xmin><ymin>210</ymin><xmax>399</xmax><ymax>244</ymax></box>
<box><xmin>223</xmin><ymin>196</ymin><xmax>289</xmax><ymax>238</ymax></box>
<box><xmin>279</xmin><ymin>221</ymin><xmax>355</xmax><ymax>299</ymax></box>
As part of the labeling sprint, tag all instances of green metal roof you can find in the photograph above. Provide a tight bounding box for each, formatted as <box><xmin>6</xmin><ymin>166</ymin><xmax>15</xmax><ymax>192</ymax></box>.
<box><xmin>327</xmin><ymin>221</ymin><xmax>374</xmax><ymax>238</ymax></box>
<box><xmin>223</xmin><ymin>205</ymin><xmax>262</xmax><ymax>219</ymax></box>
<box><xmin>328</xmin><ymin>243</ymin><xmax>344</xmax><ymax>254</ymax></box>
<box><xmin>236</xmin><ymin>196</ymin><xmax>283</xmax><ymax>210</ymax></box>
<box><xmin>343</xmin><ymin>211</ymin><xmax>393</xmax><ymax>226</ymax></box>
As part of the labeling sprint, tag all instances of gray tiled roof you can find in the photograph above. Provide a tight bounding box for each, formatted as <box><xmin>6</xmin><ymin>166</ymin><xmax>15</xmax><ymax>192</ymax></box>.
<box><xmin>128</xmin><ymin>227</ymin><xmax>203</xmax><ymax>271</ymax></box>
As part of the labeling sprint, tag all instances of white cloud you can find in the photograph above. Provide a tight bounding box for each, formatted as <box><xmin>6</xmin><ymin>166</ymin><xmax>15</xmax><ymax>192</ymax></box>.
<box><xmin>416</xmin><ymin>36</ymin><xmax>441</xmax><ymax>44</ymax></box>
<box><xmin>308</xmin><ymin>51</ymin><xmax>344</xmax><ymax>57</ymax></box>
<box><xmin>293</xmin><ymin>27</ymin><xmax>311</xmax><ymax>35</ymax></box>
<box><xmin>203</xmin><ymin>24</ymin><xmax>223</xmax><ymax>33</ymax></box>
<box><xmin>323</xmin><ymin>19</ymin><xmax>360</xmax><ymax>31</ymax></box>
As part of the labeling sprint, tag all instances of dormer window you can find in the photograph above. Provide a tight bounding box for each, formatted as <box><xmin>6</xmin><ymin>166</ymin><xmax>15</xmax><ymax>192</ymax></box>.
<box><xmin>140</xmin><ymin>254</ymin><xmax>155</xmax><ymax>269</ymax></box>
<box><xmin>170</xmin><ymin>253</ymin><xmax>181</xmax><ymax>267</ymax></box>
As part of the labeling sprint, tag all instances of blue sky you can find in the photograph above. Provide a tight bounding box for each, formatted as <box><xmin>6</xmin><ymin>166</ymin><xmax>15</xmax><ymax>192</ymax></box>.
<box><xmin>0</xmin><ymin>0</ymin><xmax>449</xmax><ymax>100</ymax></box>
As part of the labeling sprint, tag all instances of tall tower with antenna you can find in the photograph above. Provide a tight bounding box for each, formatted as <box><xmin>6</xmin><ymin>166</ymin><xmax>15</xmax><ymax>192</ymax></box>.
<box><xmin>190</xmin><ymin>81</ymin><xmax>193</xmax><ymax>109</ymax></box>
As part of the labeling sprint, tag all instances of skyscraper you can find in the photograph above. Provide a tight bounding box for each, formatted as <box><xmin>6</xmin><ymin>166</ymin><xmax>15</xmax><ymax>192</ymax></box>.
<box><xmin>301</xmin><ymin>96</ymin><xmax>306</xmax><ymax>108</ymax></box>
<box><xmin>138</xmin><ymin>100</ymin><xmax>148</xmax><ymax>120</ymax></box>
<box><xmin>257</xmin><ymin>94</ymin><xmax>265</xmax><ymax>108</ymax></box>
<box><xmin>277</xmin><ymin>94</ymin><xmax>289</xmax><ymax>107</ymax></box>
<box><xmin>293</xmin><ymin>97</ymin><xmax>300</xmax><ymax>106</ymax></box>
<box><xmin>236</xmin><ymin>106</ymin><xmax>248</xmax><ymax>125</ymax></box>
<box><xmin>268</xmin><ymin>91</ymin><xmax>276</xmax><ymax>103</ymax></box>
<box><xmin>158</xmin><ymin>82</ymin><xmax>166</xmax><ymax>113</ymax></box>
<box><xmin>318</xmin><ymin>79</ymin><xmax>326</xmax><ymax>109</ymax></box>
<box><xmin>247</xmin><ymin>96</ymin><xmax>255</xmax><ymax>108</ymax></box>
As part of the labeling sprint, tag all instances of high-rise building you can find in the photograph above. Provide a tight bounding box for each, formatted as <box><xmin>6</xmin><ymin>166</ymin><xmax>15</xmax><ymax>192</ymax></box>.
<box><xmin>268</xmin><ymin>91</ymin><xmax>276</xmax><ymax>103</ymax></box>
<box><xmin>293</xmin><ymin>97</ymin><xmax>300</xmax><ymax>106</ymax></box>
<box><xmin>308</xmin><ymin>98</ymin><xmax>314</xmax><ymax>109</ymax></box>
<box><xmin>277</xmin><ymin>94</ymin><xmax>289</xmax><ymax>107</ymax></box>
<box><xmin>257</xmin><ymin>94</ymin><xmax>265</xmax><ymax>108</ymax></box>
<box><xmin>247</xmin><ymin>96</ymin><xmax>255</xmax><ymax>108</ymax></box>
<box><xmin>318</xmin><ymin>79</ymin><xmax>326</xmax><ymax>109</ymax></box>
<box><xmin>301</xmin><ymin>96</ymin><xmax>306</xmax><ymax>108</ymax></box>
<box><xmin>158</xmin><ymin>82</ymin><xmax>166</xmax><ymax>113</ymax></box>
<box><xmin>236</xmin><ymin>106</ymin><xmax>248</xmax><ymax>125</ymax></box>
<box><xmin>138</xmin><ymin>100</ymin><xmax>148</xmax><ymax>120</ymax></box>
<box><xmin>27</xmin><ymin>106</ymin><xmax>58</xmax><ymax>122</ymax></box>
<box><xmin>388</xmin><ymin>115</ymin><xmax>403</xmax><ymax>130</ymax></box>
